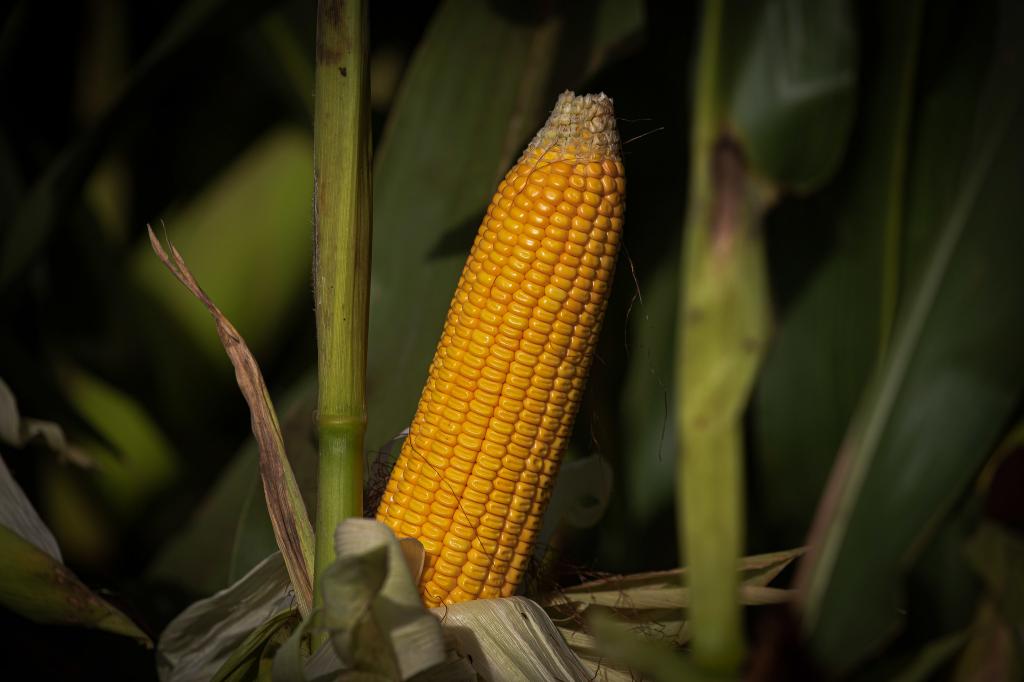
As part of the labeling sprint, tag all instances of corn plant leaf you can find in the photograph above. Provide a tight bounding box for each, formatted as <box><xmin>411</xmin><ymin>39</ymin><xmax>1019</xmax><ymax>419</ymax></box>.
<box><xmin>157</xmin><ymin>552</ymin><xmax>293</xmax><ymax>682</ymax></box>
<box><xmin>0</xmin><ymin>453</ymin><xmax>62</xmax><ymax>562</ymax></box>
<box><xmin>721</xmin><ymin>0</ymin><xmax>857</xmax><ymax>192</ymax></box>
<box><xmin>148</xmin><ymin>228</ymin><xmax>315</xmax><ymax>616</ymax></box>
<box><xmin>798</xmin><ymin>0</ymin><xmax>1024</xmax><ymax>671</ymax></box>
<box><xmin>751</xmin><ymin>0</ymin><xmax>925</xmax><ymax>548</ymax></box>
<box><xmin>0</xmin><ymin>524</ymin><xmax>151</xmax><ymax>646</ymax></box>
<box><xmin>890</xmin><ymin>630</ymin><xmax>969</xmax><ymax>682</ymax></box>
<box><xmin>269</xmin><ymin>608</ymin><xmax>326</xmax><ymax>682</ymax></box>
<box><xmin>0</xmin><ymin>0</ymin><xmax>279</xmax><ymax>291</ymax></box>
<box><xmin>148</xmin><ymin>443</ymin><xmax>268</xmax><ymax>596</ymax></box>
<box><xmin>0</xmin><ymin>453</ymin><xmax>149</xmax><ymax>646</ymax></box>
<box><xmin>59</xmin><ymin>367</ymin><xmax>179</xmax><ymax>519</ymax></box>
<box><xmin>619</xmin><ymin>260</ymin><xmax>679</xmax><ymax>530</ymax></box>
<box><xmin>133</xmin><ymin>128</ymin><xmax>313</xmax><ymax>365</ymax></box>
<box><xmin>365</xmin><ymin>0</ymin><xmax>645</xmax><ymax>453</ymax></box>
<box><xmin>210</xmin><ymin>608</ymin><xmax>300</xmax><ymax>682</ymax></box>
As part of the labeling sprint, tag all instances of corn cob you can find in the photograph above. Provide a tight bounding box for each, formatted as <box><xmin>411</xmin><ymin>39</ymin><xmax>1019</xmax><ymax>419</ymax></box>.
<box><xmin>377</xmin><ymin>91</ymin><xmax>624</xmax><ymax>606</ymax></box>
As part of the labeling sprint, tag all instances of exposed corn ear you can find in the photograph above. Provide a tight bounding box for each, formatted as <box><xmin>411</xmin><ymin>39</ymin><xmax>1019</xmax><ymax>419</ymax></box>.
<box><xmin>377</xmin><ymin>91</ymin><xmax>625</xmax><ymax>606</ymax></box>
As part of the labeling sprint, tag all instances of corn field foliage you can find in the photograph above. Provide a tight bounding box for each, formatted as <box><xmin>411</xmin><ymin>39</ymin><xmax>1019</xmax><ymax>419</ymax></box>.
<box><xmin>1</xmin><ymin>0</ymin><xmax>1022</xmax><ymax>679</ymax></box>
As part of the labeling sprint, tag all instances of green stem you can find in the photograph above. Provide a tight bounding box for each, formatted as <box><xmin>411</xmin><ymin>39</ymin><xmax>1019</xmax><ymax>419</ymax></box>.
<box><xmin>312</xmin><ymin>0</ymin><xmax>371</xmax><ymax>610</ymax></box>
<box><xmin>674</xmin><ymin>0</ymin><xmax>770</xmax><ymax>672</ymax></box>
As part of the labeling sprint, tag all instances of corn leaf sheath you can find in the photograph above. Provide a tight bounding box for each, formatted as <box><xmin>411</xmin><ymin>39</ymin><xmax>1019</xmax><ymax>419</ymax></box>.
<box><xmin>377</xmin><ymin>93</ymin><xmax>625</xmax><ymax>606</ymax></box>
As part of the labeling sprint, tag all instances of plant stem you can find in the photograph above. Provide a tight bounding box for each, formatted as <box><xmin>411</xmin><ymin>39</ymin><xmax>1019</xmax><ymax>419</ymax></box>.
<box><xmin>312</xmin><ymin>0</ymin><xmax>371</xmax><ymax>609</ymax></box>
<box><xmin>674</xmin><ymin>0</ymin><xmax>770</xmax><ymax>672</ymax></box>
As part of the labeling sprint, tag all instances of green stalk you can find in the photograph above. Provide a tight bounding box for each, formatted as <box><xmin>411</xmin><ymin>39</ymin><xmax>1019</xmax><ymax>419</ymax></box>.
<box><xmin>674</xmin><ymin>0</ymin><xmax>770</xmax><ymax>671</ymax></box>
<box><xmin>312</xmin><ymin>0</ymin><xmax>371</xmax><ymax>608</ymax></box>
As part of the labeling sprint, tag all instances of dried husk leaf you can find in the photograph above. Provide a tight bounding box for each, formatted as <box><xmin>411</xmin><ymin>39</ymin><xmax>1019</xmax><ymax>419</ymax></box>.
<box><xmin>148</xmin><ymin>227</ymin><xmax>314</xmax><ymax>615</ymax></box>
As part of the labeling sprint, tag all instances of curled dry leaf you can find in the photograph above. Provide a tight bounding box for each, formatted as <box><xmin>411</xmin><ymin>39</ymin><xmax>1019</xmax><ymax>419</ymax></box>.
<box><xmin>540</xmin><ymin>547</ymin><xmax>803</xmax><ymax>673</ymax></box>
<box><xmin>147</xmin><ymin>227</ymin><xmax>315</xmax><ymax>616</ymax></box>
<box><xmin>431</xmin><ymin>597</ymin><xmax>592</xmax><ymax>682</ymax></box>
<box><xmin>0</xmin><ymin>377</ymin><xmax>90</xmax><ymax>466</ymax></box>
<box><xmin>157</xmin><ymin>552</ymin><xmax>294</xmax><ymax>681</ymax></box>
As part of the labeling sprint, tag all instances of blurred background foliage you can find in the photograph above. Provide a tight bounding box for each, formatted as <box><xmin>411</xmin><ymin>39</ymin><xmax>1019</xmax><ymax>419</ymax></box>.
<box><xmin>0</xmin><ymin>0</ymin><xmax>1021</xmax><ymax>679</ymax></box>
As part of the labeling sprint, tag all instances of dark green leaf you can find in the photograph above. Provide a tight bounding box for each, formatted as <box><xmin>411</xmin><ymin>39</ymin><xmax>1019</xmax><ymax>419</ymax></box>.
<box><xmin>211</xmin><ymin>608</ymin><xmax>299</xmax><ymax>682</ymax></box>
<box><xmin>0</xmin><ymin>0</ymin><xmax>279</xmax><ymax>291</ymax></box>
<box><xmin>890</xmin><ymin>630</ymin><xmax>969</xmax><ymax>682</ymax></box>
<box><xmin>61</xmin><ymin>367</ymin><xmax>179</xmax><ymax>520</ymax></box>
<box><xmin>800</xmin><ymin>0</ymin><xmax>1024</xmax><ymax>671</ymax></box>
<box><xmin>751</xmin><ymin>0</ymin><xmax>925</xmax><ymax>548</ymax></box>
<box><xmin>722</xmin><ymin>0</ymin><xmax>857</xmax><ymax>191</ymax></box>
<box><xmin>0</xmin><ymin>524</ymin><xmax>150</xmax><ymax>646</ymax></box>
<box><xmin>0</xmin><ymin>453</ymin><xmax>61</xmax><ymax>560</ymax></box>
<box><xmin>133</xmin><ymin>129</ymin><xmax>313</xmax><ymax>364</ymax></box>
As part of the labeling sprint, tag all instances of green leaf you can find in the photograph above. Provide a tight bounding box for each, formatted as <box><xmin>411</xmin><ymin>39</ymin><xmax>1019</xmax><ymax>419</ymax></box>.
<box><xmin>889</xmin><ymin>630</ymin><xmax>969</xmax><ymax>682</ymax></box>
<box><xmin>211</xmin><ymin>609</ymin><xmax>300</xmax><ymax>682</ymax></box>
<box><xmin>0</xmin><ymin>454</ymin><xmax>149</xmax><ymax>646</ymax></box>
<box><xmin>721</xmin><ymin>0</ymin><xmax>857</xmax><ymax>191</ymax></box>
<box><xmin>799</xmin><ymin>0</ymin><xmax>1024</xmax><ymax>671</ymax></box>
<box><xmin>0</xmin><ymin>453</ymin><xmax>62</xmax><ymax>561</ymax></box>
<box><xmin>619</xmin><ymin>261</ymin><xmax>678</xmax><ymax>527</ymax></box>
<box><xmin>0</xmin><ymin>0</ymin><xmax>279</xmax><ymax>291</ymax></box>
<box><xmin>0</xmin><ymin>525</ymin><xmax>151</xmax><ymax>646</ymax></box>
<box><xmin>269</xmin><ymin>608</ymin><xmax>324</xmax><ymax>682</ymax></box>
<box><xmin>133</xmin><ymin>128</ymin><xmax>313</xmax><ymax>364</ymax></box>
<box><xmin>61</xmin><ymin>367</ymin><xmax>179</xmax><ymax>519</ymax></box>
<box><xmin>751</xmin><ymin>0</ymin><xmax>925</xmax><ymax>548</ymax></box>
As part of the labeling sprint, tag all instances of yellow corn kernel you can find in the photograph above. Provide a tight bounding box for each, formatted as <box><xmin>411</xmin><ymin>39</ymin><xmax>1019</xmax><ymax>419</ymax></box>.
<box><xmin>377</xmin><ymin>91</ymin><xmax>625</xmax><ymax>606</ymax></box>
